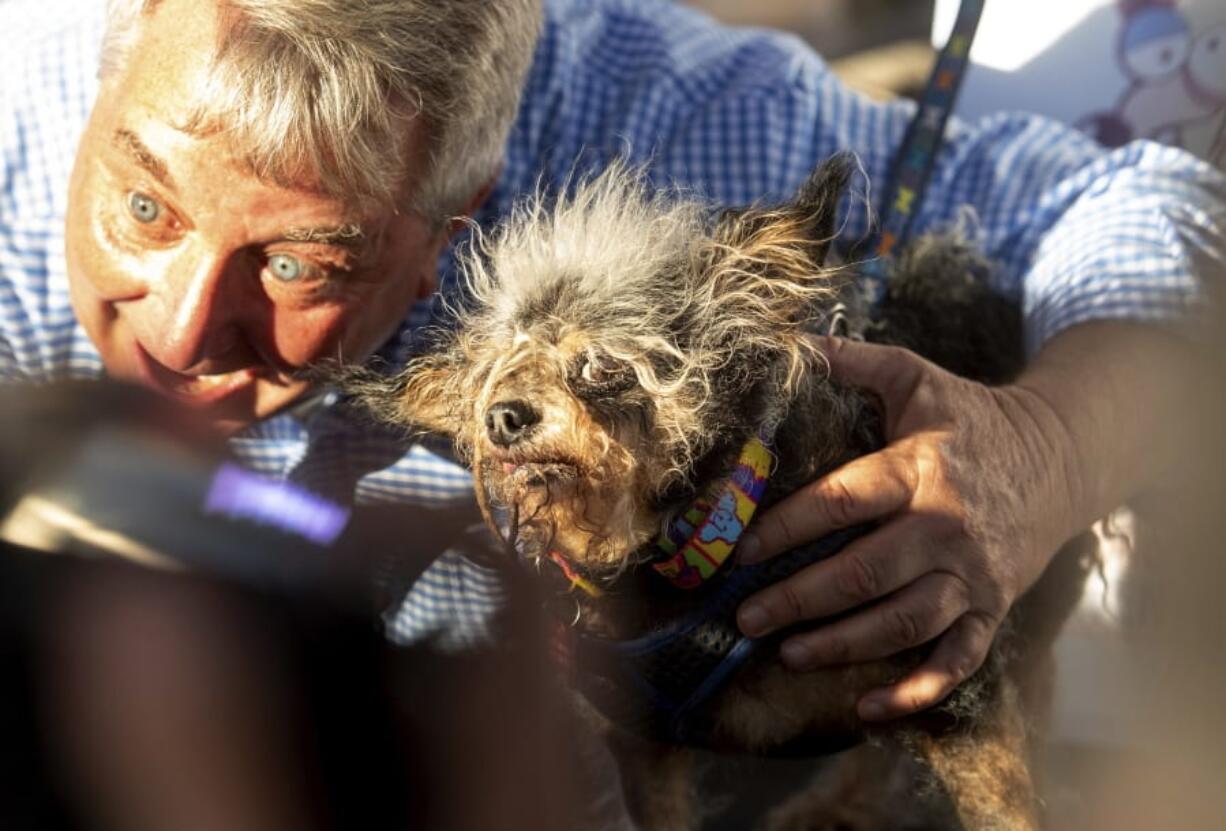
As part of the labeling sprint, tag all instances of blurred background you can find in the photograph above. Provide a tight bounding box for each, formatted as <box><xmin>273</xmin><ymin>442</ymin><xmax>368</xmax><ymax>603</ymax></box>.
<box><xmin>692</xmin><ymin>0</ymin><xmax>934</xmax><ymax>60</ymax></box>
<box><xmin>690</xmin><ymin>0</ymin><xmax>1226</xmax><ymax>166</ymax></box>
<box><xmin>691</xmin><ymin>0</ymin><xmax>936</xmax><ymax>100</ymax></box>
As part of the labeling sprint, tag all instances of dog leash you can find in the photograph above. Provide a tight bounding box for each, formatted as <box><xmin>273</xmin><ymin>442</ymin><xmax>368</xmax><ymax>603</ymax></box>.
<box><xmin>858</xmin><ymin>0</ymin><xmax>985</xmax><ymax>311</ymax></box>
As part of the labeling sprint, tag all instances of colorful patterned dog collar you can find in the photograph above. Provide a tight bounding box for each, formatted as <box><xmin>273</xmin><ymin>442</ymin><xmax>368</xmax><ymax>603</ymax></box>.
<box><xmin>652</xmin><ymin>436</ymin><xmax>774</xmax><ymax>589</ymax></box>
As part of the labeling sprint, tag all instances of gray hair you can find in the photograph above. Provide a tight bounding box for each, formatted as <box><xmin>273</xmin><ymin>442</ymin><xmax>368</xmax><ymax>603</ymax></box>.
<box><xmin>100</xmin><ymin>0</ymin><xmax>543</xmax><ymax>220</ymax></box>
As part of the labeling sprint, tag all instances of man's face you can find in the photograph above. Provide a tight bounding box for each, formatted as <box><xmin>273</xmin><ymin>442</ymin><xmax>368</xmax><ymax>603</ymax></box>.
<box><xmin>66</xmin><ymin>0</ymin><xmax>447</xmax><ymax>434</ymax></box>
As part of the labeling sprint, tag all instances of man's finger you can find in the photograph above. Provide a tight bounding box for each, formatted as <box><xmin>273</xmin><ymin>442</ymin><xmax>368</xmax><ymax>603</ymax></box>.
<box><xmin>738</xmin><ymin>450</ymin><xmax>915</xmax><ymax>564</ymax></box>
<box><xmin>815</xmin><ymin>336</ymin><xmax>926</xmax><ymax>405</ymax></box>
<box><xmin>855</xmin><ymin>611</ymin><xmax>998</xmax><ymax>722</ymax></box>
<box><xmin>737</xmin><ymin>516</ymin><xmax>938</xmax><ymax>637</ymax></box>
<box><xmin>775</xmin><ymin>572</ymin><xmax>971</xmax><ymax>670</ymax></box>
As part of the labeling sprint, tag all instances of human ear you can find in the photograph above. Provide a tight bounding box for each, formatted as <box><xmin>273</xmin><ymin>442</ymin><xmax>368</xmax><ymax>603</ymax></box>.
<box><xmin>446</xmin><ymin>171</ymin><xmax>501</xmax><ymax>237</ymax></box>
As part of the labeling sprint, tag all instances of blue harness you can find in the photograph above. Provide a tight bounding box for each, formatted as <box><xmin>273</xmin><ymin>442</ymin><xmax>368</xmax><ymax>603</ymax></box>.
<box><xmin>559</xmin><ymin>525</ymin><xmax>872</xmax><ymax>744</ymax></box>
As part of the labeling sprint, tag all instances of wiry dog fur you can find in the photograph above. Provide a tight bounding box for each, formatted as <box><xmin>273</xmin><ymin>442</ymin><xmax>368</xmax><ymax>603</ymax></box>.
<box><xmin>350</xmin><ymin>155</ymin><xmax>1094</xmax><ymax>830</ymax></box>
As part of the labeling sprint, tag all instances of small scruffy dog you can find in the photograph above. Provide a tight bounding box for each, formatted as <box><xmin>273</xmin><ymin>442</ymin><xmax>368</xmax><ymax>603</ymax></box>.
<box><xmin>353</xmin><ymin>156</ymin><xmax>1093</xmax><ymax>830</ymax></box>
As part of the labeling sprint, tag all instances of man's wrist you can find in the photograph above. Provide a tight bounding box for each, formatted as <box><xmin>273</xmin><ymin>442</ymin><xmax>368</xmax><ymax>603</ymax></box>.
<box><xmin>1005</xmin><ymin>321</ymin><xmax>1196</xmax><ymax>532</ymax></box>
<box><xmin>991</xmin><ymin>380</ymin><xmax>1088</xmax><ymax>552</ymax></box>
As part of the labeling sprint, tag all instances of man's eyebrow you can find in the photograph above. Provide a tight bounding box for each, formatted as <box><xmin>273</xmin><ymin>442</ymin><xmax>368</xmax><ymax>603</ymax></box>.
<box><xmin>281</xmin><ymin>223</ymin><xmax>368</xmax><ymax>254</ymax></box>
<box><xmin>112</xmin><ymin>128</ymin><xmax>174</xmax><ymax>189</ymax></box>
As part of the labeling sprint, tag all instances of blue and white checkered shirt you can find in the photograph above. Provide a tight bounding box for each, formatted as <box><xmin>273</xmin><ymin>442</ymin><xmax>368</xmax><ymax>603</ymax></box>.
<box><xmin>4</xmin><ymin>0</ymin><xmax>1224</xmax><ymax>646</ymax></box>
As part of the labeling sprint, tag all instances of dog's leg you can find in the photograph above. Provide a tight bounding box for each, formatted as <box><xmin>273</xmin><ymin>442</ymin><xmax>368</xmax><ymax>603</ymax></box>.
<box><xmin>606</xmin><ymin>732</ymin><xmax>696</xmax><ymax>831</ymax></box>
<box><xmin>906</xmin><ymin>678</ymin><xmax>1039</xmax><ymax>831</ymax></box>
<box><xmin>762</xmin><ymin>742</ymin><xmax>959</xmax><ymax>831</ymax></box>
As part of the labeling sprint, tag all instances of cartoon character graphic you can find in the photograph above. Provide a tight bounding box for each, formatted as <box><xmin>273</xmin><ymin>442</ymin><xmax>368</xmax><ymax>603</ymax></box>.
<box><xmin>698</xmin><ymin>491</ymin><xmax>744</xmax><ymax>546</ymax></box>
<box><xmin>1079</xmin><ymin>0</ymin><xmax>1226</xmax><ymax>158</ymax></box>
<box><xmin>652</xmin><ymin>438</ymin><xmax>772</xmax><ymax>588</ymax></box>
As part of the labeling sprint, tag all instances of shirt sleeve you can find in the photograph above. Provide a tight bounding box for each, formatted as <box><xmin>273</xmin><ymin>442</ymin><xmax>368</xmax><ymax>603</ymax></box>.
<box><xmin>0</xmin><ymin>1</ymin><xmax>104</xmax><ymax>383</ymax></box>
<box><xmin>0</xmin><ymin>335</ymin><xmax>18</xmax><ymax>381</ymax></box>
<box><xmin>647</xmin><ymin>28</ymin><xmax>1226</xmax><ymax>353</ymax></box>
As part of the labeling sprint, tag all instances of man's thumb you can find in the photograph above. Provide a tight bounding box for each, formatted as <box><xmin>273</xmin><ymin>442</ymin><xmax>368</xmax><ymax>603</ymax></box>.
<box><xmin>814</xmin><ymin>336</ymin><xmax>924</xmax><ymax>403</ymax></box>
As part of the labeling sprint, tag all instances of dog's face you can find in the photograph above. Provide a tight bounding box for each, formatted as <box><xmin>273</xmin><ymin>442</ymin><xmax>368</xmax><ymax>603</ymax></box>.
<box><xmin>367</xmin><ymin>158</ymin><xmax>852</xmax><ymax>571</ymax></box>
<box><xmin>456</xmin><ymin>322</ymin><xmax>667</xmax><ymax>570</ymax></box>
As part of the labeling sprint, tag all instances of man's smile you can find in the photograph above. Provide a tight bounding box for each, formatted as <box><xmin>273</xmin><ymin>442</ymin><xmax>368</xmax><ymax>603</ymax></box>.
<box><xmin>131</xmin><ymin>342</ymin><xmax>260</xmax><ymax>407</ymax></box>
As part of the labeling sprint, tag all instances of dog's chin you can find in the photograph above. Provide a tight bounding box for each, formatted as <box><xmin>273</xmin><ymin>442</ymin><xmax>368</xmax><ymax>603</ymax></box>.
<box><xmin>501</xmin><ymin>460</ymin><xmax>581</xmax><ymax>492</ymax></box>
<box><xmin>486</xmin><ymin>459</ymin><xmax>581</xmax><ymax>506</ymax></box>
<box><xmin>478</xmin><ymin>449</ymin><xmax>656</xmax><ymax>570</ymax></box>
<box><xmin>481</xmin><ymin>454</ymin><xmax>584</xmax><ymax>526</ymax></box>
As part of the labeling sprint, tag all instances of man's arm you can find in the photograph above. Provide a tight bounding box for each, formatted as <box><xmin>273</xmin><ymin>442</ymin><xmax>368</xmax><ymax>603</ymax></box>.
<box><xmin>651</xmin><ymin>28</ymin><xmax>1226</xmax><ymax>719</ymax></box>
<box><xmin>736</xmin><ymin>322</ymin><xmax>1204</xmax><ymax>719</ymax></box>
<box><xmin>653</xmin><ymin>32</ymin><xmax>1220</xmax><ymax>344</ymax></box>
<box><xmin>0</xmin><ymin>335</ymin><xmax>18</xmax><ymax>381</ymax></box>
<box><xmin>524</xmin><ymin>2</ymin><xmax>1220</xmax><ymax>344</ymax></box>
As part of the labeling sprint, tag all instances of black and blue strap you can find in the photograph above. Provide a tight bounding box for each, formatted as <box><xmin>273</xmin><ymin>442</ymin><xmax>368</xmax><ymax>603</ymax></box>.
<box><xmin>859</xmin><ymin>0</ymin><xmax>985</xmax><ymax>310</ymax></box>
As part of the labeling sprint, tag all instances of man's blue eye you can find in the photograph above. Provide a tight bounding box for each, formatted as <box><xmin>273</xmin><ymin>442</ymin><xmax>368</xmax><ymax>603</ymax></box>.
<box><xmin>127</xmin><ymin>191</ymin><xmax>160</xmax><ymax>223</ymax></box>
<box><xmin>268</xmin><ymin>253</ymin><xmax>303</xmax><ymax>282</ymax></box>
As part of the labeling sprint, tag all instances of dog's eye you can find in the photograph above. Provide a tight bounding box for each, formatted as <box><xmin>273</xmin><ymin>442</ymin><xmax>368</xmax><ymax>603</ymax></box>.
<box><xmin>580</xmin><ymin>358</ymin><xmax>609</xmax><ymax>384</ymax></box>
<box><xmin>571</xmin><ymin>354</ymin><xmax>635</xmax><ymax>397</ymax></box>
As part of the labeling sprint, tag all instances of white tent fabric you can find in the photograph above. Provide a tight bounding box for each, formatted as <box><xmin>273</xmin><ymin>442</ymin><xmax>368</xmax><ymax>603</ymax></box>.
<box><xmin>933</xmin><ymin>0</ymin><xmax>1225</xmax><ymax>168</ymax></box>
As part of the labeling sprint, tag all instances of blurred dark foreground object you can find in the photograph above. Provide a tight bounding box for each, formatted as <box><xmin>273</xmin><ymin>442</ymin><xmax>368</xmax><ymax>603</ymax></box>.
<box><xmin>0</xmin><ymin>381</ymin><xmax>585</xmax><ymax>831</ymax></box>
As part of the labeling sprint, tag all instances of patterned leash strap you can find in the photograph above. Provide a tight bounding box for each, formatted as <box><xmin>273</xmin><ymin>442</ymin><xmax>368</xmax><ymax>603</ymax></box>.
<box><xmin>859</xmin><ymin>0</ymin><xmax>985</xmax><ymax>309</ymax></box>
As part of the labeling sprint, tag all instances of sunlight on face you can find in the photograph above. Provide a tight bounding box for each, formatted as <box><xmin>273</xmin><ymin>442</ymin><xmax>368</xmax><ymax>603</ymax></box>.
<box><xmin>66</xmin><ymin>0</ymin><xmax>447</xmax><ymax>433</ymax></box>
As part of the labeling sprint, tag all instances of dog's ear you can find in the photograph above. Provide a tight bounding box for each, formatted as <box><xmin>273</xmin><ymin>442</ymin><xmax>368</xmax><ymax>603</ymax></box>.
<box><xmin>342</xmin><ymin>353</ymin><xmax>466</xmax><ymax>438</ymax></box>
<box><xmin>711</xmin><ymin>153</ymin><xmax>851</xmax><ymax>271</ymax></box>
<box><xmin>701</xmin><ymin>154</ymin><xmax>852</xmax><ymax>333</ymax></box>
<box><xmin>792</xmin><ymin>152</ymin><xmax>853</xmax><ymax>252</ymax></box>
<box><xmin>395</xmin><ymin>355</ymin><xmax>468</xmax><ymax>436</ymax></box>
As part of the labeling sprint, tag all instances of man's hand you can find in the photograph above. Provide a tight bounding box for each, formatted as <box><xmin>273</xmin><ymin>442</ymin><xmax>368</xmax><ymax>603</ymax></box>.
<box><xmin>735</xmin><ymin>335</ymin><xmax>1088</xmax><ymax>722</ymax></box>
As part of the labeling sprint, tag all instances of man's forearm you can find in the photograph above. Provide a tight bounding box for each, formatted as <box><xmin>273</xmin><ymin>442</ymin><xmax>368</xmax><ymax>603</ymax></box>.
<box><xmin>1008</xmin><ymin>320</ymin><xmax>1198</xmax><ymax>539</ymax></box>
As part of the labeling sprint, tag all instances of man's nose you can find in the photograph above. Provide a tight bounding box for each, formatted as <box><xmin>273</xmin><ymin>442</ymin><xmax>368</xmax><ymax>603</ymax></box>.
<box><xmin>145</xmin><ymin>249</ymin><xmax>246</xmax><ymax>372</ymax></box>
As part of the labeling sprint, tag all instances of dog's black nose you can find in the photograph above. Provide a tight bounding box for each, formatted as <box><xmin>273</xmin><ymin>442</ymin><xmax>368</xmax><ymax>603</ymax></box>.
<box><xmin>484</xmin><ymin>400</ymin><xmax>541</xmax><ymax>447</ymax></box>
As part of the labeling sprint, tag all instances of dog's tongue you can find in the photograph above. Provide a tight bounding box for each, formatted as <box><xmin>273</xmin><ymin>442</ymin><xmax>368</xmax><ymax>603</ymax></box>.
<box><xmin>502</xmin><ymin>463</ymin><xmax>516</xmax><ymax>474</ymax></box>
